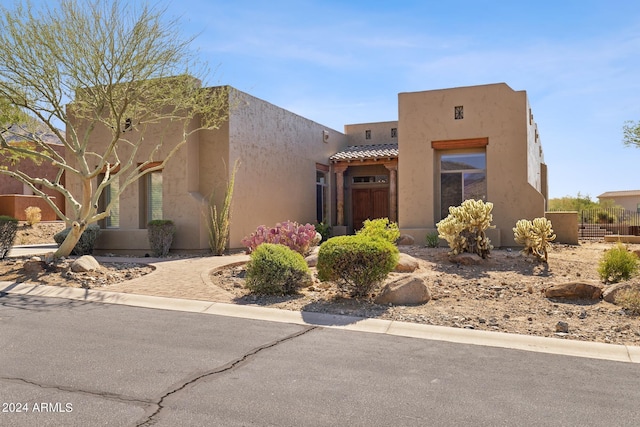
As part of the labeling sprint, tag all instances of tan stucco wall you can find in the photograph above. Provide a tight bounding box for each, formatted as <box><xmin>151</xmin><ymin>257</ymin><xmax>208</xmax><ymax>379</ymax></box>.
<box><xmin>344</xmin><ymin>121</ymin><xmax>399</xmax><ymax>146</ymax></box>
<box><xmin>226</xmin><ymin>90</ymin><xmax>346</xmax><ymax>249</ymax></box>
<box><xmin>397</xmin><ymin>83</ymin><xmax>547</xmax><ymax>247</ymax></box>
<box><xmin>545</xmin><ymin>211</ymin><xmax>578</xmax><ymax>245</ymax></box>
<box><xmin>599</xmin><ymin>195</ymin><xmax>640</xmax><ymax>212</ymax></box>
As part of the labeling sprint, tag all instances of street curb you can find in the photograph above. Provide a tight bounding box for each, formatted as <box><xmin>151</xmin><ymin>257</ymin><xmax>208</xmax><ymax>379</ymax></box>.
<box><xmin>2</xmin><ymin>281</ymin><xmax>638</xmax><ymax>364</ymax></box>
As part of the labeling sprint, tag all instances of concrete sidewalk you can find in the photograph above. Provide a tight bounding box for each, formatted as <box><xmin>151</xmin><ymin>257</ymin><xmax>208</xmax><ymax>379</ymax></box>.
<box><xmin>3</xmin><ymin>247</ymin><xmax>640</xmax><ymax>364</ymax></box>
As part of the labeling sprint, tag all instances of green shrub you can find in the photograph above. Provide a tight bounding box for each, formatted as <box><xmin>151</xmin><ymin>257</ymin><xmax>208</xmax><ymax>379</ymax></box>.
<box><xmin>147</xmin><ymin>219</ymin><xmax>176</xmax><ymax>257</ymax></box>
<box><xmin>245</xmin><ymin>243</ymin><xmax>311</xmax><ymax>295</ymax></box>
<box><xmin>356</xmin><ymin>218</ymin><xmax>400</xmax><ymax>244</ymax></box>
<box><xmin>614</xmin><ymin>288</ymin><xmax>640</xmax><ymax>315</ymax></box>
<box><xmin>53</xmin><ymin>223</ymin><xmax>101</xmax><ymax>255</ymax></box>
<box><xmin>597</xmin><ymin>242</ymin><xmax>639</xmax><ymax>284</ymax></box>
<box><xmin>0</xmin><ymin>215</ymin><xmax>19</xmax><ymax>259</ymax></box>
<box><xmin>425</xmin><ymin>231</ymin><xmax>440</xmax><ymax>248</ymax></box>
<box><xmin>437</xmin><ymin>199</ymin><xmax>495</xmax><ymax>259</ymax></box>
<box><xmin>317</xmin><ymin>234</ymin><xmax>399</xmax><ymax>298</ymax></box>
<box><xmin>513</xmin><ymin>217</ymin><xmax>556</xmax><ymax>262</ymax></box>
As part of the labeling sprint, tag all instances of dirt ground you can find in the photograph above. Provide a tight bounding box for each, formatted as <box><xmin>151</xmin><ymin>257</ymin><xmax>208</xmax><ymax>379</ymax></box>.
<box><xmin>209</xmin><ymin>242</ymin><xmax>640</xmax><ymax>346</ymax></box>
<box><xmin>4</xmin><ymin>222</ymin><xmax>640</xmax><ymax>346</ymax></box>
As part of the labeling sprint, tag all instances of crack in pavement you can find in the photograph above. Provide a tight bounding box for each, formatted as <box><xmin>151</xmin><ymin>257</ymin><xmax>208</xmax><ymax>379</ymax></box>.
<box><xmin>137</xmin><ymin>325</ymin><xmax>318</xmax><ymax>426</ymax></box>
<box><xmin>1</xmin><ymin>376</ymin><xmax>154</xmax><ymax>406</ymax></box>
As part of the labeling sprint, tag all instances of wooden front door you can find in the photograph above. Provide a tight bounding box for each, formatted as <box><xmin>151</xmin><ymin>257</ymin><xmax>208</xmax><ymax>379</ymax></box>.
<box><xmin>352</xmin><ymin>188</ymin><xmax>389</xmax><ymax>232</ymax></box>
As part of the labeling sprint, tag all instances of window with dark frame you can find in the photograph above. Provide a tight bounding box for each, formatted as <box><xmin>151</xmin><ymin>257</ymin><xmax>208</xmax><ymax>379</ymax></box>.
<box><xmin>365</xmin><ymin>130</ymin><xmax>371</xmax><ymax>140</ymax></box>
<box><xmin>391</xmin><ymin>128</ymin><xmax>397</xmax><ymax>138</ymax></box>
<box><xmin>454</xmin><ymin>106</ymin><xmax>464</xmax><ymax>120</ymax></box>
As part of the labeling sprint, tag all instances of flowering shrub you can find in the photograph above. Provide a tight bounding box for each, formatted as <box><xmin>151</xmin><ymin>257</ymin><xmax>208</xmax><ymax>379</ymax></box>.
<box><xmin>241</xmin><ymin>221</ymin><xmax>317</xmax><ymax>255</ymax></box>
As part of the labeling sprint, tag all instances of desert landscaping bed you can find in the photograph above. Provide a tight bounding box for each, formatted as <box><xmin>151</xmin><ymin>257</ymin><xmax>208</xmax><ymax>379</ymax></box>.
<box><xmin>4</xmin><ymin>222</ymin><xmax>640</xmax><ymax>346</ymax></box>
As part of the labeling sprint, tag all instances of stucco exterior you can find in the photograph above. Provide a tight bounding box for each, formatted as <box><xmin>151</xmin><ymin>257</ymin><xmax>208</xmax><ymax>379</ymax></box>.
<box><xmin>397</xmin><ymin>83</ymin><xmax>547</xmax><ymax>246</ymax></box>
<box><xmin>67</xmin><ymin>82</ymin><xmax>547</xmax><ymax>253</ymax></box>
<box><xmin>598</xmin><ymin>190</ymin><xmax>640</xmax><ymax>213</ymax></box>
<box><xmin>0</xmin><ymin>142</ymin><xmax>66</xmax><ymax>219</ymax></box>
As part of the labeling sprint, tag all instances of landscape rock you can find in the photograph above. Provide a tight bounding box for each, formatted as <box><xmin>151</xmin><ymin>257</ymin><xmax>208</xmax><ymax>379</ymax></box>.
<box><xmin>394</xmin><ymin>253</ymin><xmax>419</xmax><ymax>273</ymax></box>
<box><xmin>23</xmin><ymin>259</ymin><xmax>45</xmax><ymax>274</ymax></box>
<box><xmin>71</xmin><ymin>255</ymin><xmax>101</xmax><ymax>272</ymax></box>
<box><xmin>396</xmin><ymin>234</ymin><xmax>415</xmax><ymax>246</ymax></box>
<box><xmin>374</xmin><ymin>276</ymin><xmax>431</xmax><ymax>305</ymax></box>
<box><xmin>556</xmin><ymin>321</ymin><xmax>569</xmax><ymax>333</ymax></box>
<box><xmin>305</xmin><ymin>253</ymin><xmax>318</xmax><ymax>268</ymax></box>
<box><xmin>545</xmin><ymin>281</ymin><xmax>603</xmax><ymax>300</ymax></box>
<box><xmin>602</xmin><ymin>282</ymin><xmax>640</xmax><ymax>303</ymax></box>
<box><xmin>449</xmin><ymin>253</ymin><xmax>483</xmax><ymax>265</ymax></box>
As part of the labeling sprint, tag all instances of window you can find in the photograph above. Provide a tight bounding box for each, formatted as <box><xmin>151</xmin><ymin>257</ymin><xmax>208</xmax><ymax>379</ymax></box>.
<box><xmin>454</xmin><ymin>106</ymin><xmax>464</xmax><ymax>120</ymax></box>
<box><xmin>439</xmin><ymin>152</ymin><xmax>486</xmax><ymax>220</ymax></box>
<box><xmin>352</xmin><ymin>175</ymin><xmax>388</xmax><ymax>184</ymax></box>
<box><xmin>365</xmin><ymin>130</ymin><xmax>371</xmax><ymax>140</ymax></box>
<box><xmin>98</xmin><ymin>174</ymin><xmax>120</xmax><ymax>228</ymax></box>
<box><xmin>147</xmin><ymin>171</ymin><xmax>163</xmax><ymax>222</ymax></box>
<box><xmin>316</xmin><ymin>170</ymin><xmax>327</xmax><ymax>223</ymax></box>
<box><xmin>391</xmin><ymin>128</ymin><xmax>397</xmax><ymax>138</ymax></box>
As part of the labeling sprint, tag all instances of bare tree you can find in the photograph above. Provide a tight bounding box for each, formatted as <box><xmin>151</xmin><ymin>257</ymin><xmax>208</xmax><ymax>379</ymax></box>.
<box><xmin>623</xmin><ymin>120</ymin><xmax>640</xmax><ymax>148</ymax></box>
<box><xmin>0</xmin><ymin>0</ymin><xmax>229</xmax><ymax>257</ymax></box>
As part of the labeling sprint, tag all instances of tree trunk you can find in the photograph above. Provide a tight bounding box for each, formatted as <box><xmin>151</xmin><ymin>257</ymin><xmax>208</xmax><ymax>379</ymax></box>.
<box><xmin>53</xmin><ymin>222</ymin><xmax>86</xmax><ymax>258</ymax></box>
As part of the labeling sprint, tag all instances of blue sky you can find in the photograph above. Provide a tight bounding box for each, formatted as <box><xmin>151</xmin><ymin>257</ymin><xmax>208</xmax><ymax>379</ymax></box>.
<box><xmin>31</xmin><ymin>0</ymin><xmax>640</xmax><ymax>199</ymax></box>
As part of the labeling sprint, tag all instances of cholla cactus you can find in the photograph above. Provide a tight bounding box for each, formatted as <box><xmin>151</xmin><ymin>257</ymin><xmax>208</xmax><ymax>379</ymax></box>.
<box><xmin>437</xmin><ymin>199</ymin><xmax>495</xmax><ymax>259</ymax></box>
<box><xmin>513</xmin><ymin>217</ymin><xmax>556</xmax><ymax>262</ymax></box>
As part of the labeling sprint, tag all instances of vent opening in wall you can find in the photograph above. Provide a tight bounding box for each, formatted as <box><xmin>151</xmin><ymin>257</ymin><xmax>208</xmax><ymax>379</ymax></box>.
<box><xmin>454</xmin><ymin>106</ymin><xmax>463</xmax><ymax>120</ymax></box>
<box><xmin>391</xmin><ymin>128</ymin><xmax>397</xmax><ymax>138</ymax></box>
<box><xmin>365</xmin><ymin>130</ymin><xmax>371</xmax><ymax>140</ymax></box>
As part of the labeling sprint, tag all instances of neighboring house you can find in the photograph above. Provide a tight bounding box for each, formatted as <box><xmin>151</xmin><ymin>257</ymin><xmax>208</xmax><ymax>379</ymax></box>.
<box><xmin>598</xmin><ymin>190</ymin><xmax>640</xmax><ymax>213</ymax></box>
<box><xmin>0</xmin><ymin>124</ymin><xmax>66</xmax><ymax>220</ymax></box>
<box><xmin>68</xmin><ymin>82</ymin><xmax>547</xmax><ymax>253</ymax></box>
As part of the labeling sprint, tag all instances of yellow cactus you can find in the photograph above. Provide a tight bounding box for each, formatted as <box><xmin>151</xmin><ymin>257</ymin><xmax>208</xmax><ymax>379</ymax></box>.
<box><xmin>437</xmin><ymin>199</ymin><xmax>495</xmax><ymax>258</ymax></box>
<box><xmin>513</xmin><ymin>217</ymin><xmax>556</xmax><ymax>262</ymax></box>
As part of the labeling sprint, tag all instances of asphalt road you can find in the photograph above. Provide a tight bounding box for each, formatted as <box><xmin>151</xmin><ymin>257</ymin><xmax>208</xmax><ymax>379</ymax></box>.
<box><xmin>1</xmin><ymin>293</ymin><xmax>638</xmax><ymax>426</ymax></box>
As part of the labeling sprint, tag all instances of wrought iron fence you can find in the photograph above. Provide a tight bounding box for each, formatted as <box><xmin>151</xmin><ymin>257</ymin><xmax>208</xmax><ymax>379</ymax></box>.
<box><xmin>579</xmin><ymin>208</ymin><xmax>640</xmax><ymax>240</ymax></box>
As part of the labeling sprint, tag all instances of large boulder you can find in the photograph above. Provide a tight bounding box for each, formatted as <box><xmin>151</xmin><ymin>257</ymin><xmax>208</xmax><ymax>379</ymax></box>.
<box><xmin>71</xmin><ymin>255</ymin><xmax>101</xmax><ymax>273</ymax></box>
<box><xmin>375</xmin><ymin>276</ymin><xmax>431</xmax><ymax>305</ymax></box>
<box><xmin>394</xmin><ymin>253</ymin><xmax>419</xmax><ymax>273</ymax></box>
<box><xmin>545</xmin><ymin>281</ymin><xmax>603</xmax><ymax>300</ymax></box>
<box><xmin>602</xmin><ymin>282</ymin><xmax>640</xmax><ymax>303</ymax></box>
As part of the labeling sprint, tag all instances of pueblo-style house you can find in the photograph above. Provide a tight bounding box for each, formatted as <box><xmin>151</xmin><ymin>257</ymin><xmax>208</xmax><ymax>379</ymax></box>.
<box><xmin>66</xmin><ymin>82</ymin><xmax>548</xmax><ymax>254</ymax></box>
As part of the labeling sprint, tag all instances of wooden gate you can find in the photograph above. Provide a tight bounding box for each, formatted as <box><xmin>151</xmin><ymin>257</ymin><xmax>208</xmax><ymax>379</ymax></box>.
<box><xmin>352</xmin><ymin>188</ymin><xmax>389</xmax><ymax>232</ymax></box>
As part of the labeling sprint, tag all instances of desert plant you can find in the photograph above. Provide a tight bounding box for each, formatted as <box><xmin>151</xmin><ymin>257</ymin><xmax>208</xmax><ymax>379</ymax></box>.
<box><xmin>241</xmin><ymin>221</ymin><xmax>317</xmax><ymax>255</ymax></box>
<box><xmin>245</xmin><ymin>243</ymin><xmax>311</xmax><ymax>295</ymax></box>
<box><xmin>513</xmin><ymin>217</ymin><xmax>556</xmax><ymax>262</ymax></box>
<box><xmin>437</xmin><ymin>199</ymin><xmax>495</xmax><ymax>259</ymax></box>
<box><xmin>205</xmin><ymin>159</ymin><xmax>239</xmax><ymax>255</ymax></box>
<box><xmin>356</xmin><ymin>217</ymin><xmax>400</xmax><ymax>244</ymax></box>
<box><xmin>425</xmin><ymin>231</ymin><xmax>440</xmax><ymax>248</ymax></box>
<box><xmin>0</xmin><ymin>215</ymin><xmax>18</xmax><ymax>259</ymax></box>
<box><xmin>597</xmin><ymin>242</ymin><xmax>640</xmax><ymax>284</ymax></box>
<box><xmin>147</xmin><ymin>219</ymin><xmax>176</xmax><ymax>257</ymax></box>
<box><xmin>53</xmin><ymin>223</ymin><xmax>101</xmax><ymax>255</ymax></box>
<box><xmin>317</xmin><ymin>234</ymin><xmax>399</xmax><ymax>298</ymax></box>
<box><xmin>614</xmin><ymin>287</ymin><xmax>640</xmax><ymax>315</ymax></box>
<box><xmin>313</xmin><ymin>221</ymin><xmax>332</xmax><ymax>243</ymax></box>
<box><xmin>24</xmin><ymin>206</ymin><xmax>42</xmax><ymax>226</ymax></box>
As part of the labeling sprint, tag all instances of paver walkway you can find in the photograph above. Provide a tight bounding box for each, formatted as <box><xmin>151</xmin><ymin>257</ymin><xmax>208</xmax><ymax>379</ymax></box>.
<box><xmin>98</xmin><ymin>254</ymin><xmax>249</xmax><ymax>303</ymax></box>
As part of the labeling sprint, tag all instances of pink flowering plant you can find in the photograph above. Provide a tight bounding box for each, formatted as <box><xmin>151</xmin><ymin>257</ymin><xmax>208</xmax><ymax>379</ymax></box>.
<box><xmin>241</xmin><ymin>221</ymin><xmax>317</xmax><ymax>255</ymax></box>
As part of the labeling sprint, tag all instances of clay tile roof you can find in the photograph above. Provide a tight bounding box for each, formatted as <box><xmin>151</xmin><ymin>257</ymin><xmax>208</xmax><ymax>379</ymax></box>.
<box><xmin>330</xmin><ymin>143</ymin><xmax>398</xmax><ymax>162</ymax></box>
